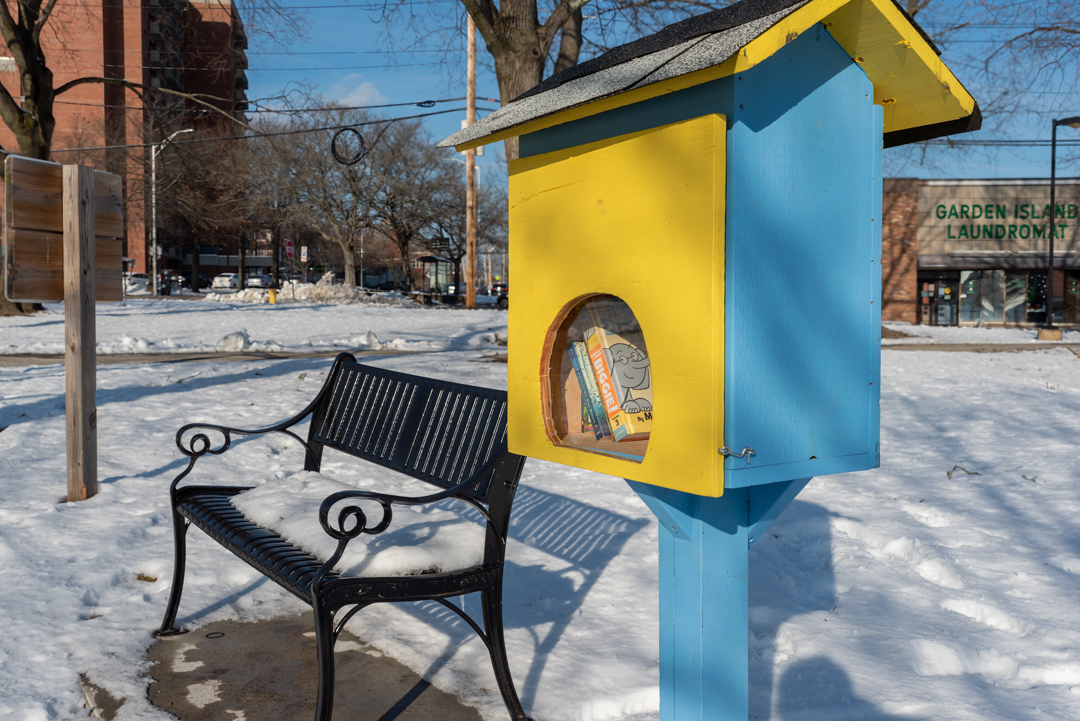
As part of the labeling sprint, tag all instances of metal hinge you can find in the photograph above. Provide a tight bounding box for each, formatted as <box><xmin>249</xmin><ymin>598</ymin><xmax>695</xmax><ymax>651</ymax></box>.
<box><xmin>719</xmin><ymin>446</ymin><xmax>755</xmax><ymax>465</ymax></box>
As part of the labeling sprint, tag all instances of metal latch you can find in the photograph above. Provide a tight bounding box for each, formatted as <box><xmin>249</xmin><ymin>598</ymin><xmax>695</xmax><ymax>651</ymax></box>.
<box><xmin>719</xmin><ymin>446</ymin><xmax>755</xmax><ymax>465</ymax></box>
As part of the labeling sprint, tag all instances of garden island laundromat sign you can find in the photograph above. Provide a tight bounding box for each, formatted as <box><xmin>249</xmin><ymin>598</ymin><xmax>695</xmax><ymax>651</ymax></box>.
<box><xmin>918</xmin><ymin>181</ymin><xmax>1080</xmax><ymax>255</ymax></box>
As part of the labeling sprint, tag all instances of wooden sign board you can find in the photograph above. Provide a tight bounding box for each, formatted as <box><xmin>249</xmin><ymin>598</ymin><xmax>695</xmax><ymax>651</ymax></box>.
<box><xmin>3</xmin><ymin>156</ymin><xmax>124</xmax><ymax>302</ymax></box>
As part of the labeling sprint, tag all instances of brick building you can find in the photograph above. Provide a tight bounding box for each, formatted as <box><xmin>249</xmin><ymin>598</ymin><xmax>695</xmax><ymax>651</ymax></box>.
<box><xmin>0</xmin><ymin>0</ymin><xmax>248</xmax><ymax>274</ymax></box>
<box><xmin>882</xmin><ymin>178</ymin><xmax>1080</xmax><ymax>327</ymax></box>
<box><xmin>881</xmin><ymin>179</ymin><xmax>919</xmax><ymax>324</ymax></box>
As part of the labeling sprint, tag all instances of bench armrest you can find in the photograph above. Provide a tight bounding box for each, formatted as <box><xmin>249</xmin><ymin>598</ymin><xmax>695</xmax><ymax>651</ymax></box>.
<box><xmin>171</xmin><ymin>391</ymin><xmax>327</xmax><ymax>492</ymax></box>
<box><xmin>311</xmin><ymin>460</ymin><xmax>500</xmax><ymax>589</ymax></box>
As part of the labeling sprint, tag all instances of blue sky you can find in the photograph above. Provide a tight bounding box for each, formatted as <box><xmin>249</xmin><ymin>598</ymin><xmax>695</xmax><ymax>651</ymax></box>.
<box><xmin>242</xmin><ymin>1</ymin><xmax>1080</xmax><ymax>182</ymax></box>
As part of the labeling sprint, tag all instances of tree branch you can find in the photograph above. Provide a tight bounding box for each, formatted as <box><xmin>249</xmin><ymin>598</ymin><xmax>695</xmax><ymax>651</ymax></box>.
<box><xmin>541</xmin><ymin>0</ymin><xmax>592</xmax><ymax>48</ymax></box>
<box><xmin>32</xmin><ymin>0</ymin><xmax>60</xmax><ymax>45</ymax></box>
<box><xmin>54</xmin><ymin>77</ymin><xmax>254</xmax><ymax>132</ymax></box>
<box><xmin>460</xmin><ymin>0</ymin><xmax>500</xmax><ymax>50</ymax></box>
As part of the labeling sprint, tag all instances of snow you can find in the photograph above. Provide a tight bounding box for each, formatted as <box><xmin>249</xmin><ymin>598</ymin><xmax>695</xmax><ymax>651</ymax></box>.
<box><xmin>883</xmin><ymin>319</ymin><xmax>1080</xmax><ymax>344</ymax></box>
<box><xmin>1</xmin><ymin>301</ymin><xmax>1079</xmax><ymax>720</ymax></box>
<box><xmin>229</xmin><ymin>471</ymin><xmax>486</xmax><ymax>578</ymax></box>
<box><xmin>0</xmin><ymin>296</ymin><xmax>509</xmax><ymax>356</ymax></box>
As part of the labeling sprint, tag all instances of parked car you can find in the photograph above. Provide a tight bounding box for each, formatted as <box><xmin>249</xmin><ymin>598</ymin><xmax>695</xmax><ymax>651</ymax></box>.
<box><xmin>491</xmin><ymin>282</ymin><xmax>508</xmax><ymax>295</ymax></box>
<box><xmin>175</xmin><ymin>271</ymin><xmax>212</xmax><ymax>290</ymax></box>
<box><xmin>212</xmin><ymin>273</ymin><xmax>239</xmax><ymax>290</ymax></box>
<box><xmin>246</xmin><ymin>274</ymin><xmax>272</xmax><ymax>288</ymax></box>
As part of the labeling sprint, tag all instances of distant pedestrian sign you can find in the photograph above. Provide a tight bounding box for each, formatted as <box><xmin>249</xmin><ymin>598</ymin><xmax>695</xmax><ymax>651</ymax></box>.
<box><xmin>285</xmin><ymin>240</ymin><xmax>294</xmax><ymax>259</ymax></box>
<box><xmin>300</xmin><ymin>245</ymin><xmax>308</xmax><ymax>262</ymax></box>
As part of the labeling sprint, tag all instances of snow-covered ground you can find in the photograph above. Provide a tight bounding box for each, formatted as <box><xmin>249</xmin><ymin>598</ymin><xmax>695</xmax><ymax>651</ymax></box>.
<box><xmin>1</xmin><ymin>303</ymin><xmax>1079</xmax><ymax>721</ymax></box>
<box><xmin>883</xmin><ymin>320</ymin><xmax>1080</xmax><ymax>344</ymax></box>
<box><xmin>0</xmin><ymin>296</ymin><xmax>508</xmax><ymax>356</ymax></box>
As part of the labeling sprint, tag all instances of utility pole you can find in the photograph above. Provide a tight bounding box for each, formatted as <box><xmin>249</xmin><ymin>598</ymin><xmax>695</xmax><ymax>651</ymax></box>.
<box><xmin>465</xmin><ymin>14</ymin><xmax>477</xmax><ymax>310</ymax></box>
<box><xmin>150</xmin><ymin>128</ymin><xmax>192</xmax><ymax>295</ymax></box>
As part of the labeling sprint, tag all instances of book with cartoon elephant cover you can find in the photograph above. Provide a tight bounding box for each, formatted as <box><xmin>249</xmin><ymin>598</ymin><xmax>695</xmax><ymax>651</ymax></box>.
<box><xmin>583</xmin><ymin>311</ymin><xmax>652</xmax><ymax>442</ymax></box>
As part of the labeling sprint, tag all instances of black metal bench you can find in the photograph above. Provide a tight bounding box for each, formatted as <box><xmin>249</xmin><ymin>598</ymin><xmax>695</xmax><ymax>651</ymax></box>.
<box><xmin>155</xmin><ymin>353</ymin><xmax>530</xmax><ymax>721</ymax></box>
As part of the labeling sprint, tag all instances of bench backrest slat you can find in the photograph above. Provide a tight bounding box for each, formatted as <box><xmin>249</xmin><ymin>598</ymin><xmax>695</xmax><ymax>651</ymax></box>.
<box><xmin>309</xmin><ymin>358</ymin><xmax>508</xmax><ymax>502</ymax></box>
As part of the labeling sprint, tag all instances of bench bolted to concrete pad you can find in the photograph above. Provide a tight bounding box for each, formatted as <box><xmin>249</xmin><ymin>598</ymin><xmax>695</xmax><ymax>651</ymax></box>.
<box><xmin>439</xmin><ymin>0</ymin><xmax>980</xmax><ymax>718</ymax></box>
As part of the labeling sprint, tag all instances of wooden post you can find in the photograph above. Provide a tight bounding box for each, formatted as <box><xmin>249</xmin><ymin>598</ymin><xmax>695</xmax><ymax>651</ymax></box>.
<box><xmin>629</xmin><ymin>482</ymin><xmax>749</xmax><ymax>721</ymax></box>
<box><xmin>465</xmin><ymin>15</ymin><xmax>477</xmax><ymax>310</ymax></box>
<box><xmin>64</xmin><ymin>165</ymin><xmax>98</xmax><ymax>501</ymax></box>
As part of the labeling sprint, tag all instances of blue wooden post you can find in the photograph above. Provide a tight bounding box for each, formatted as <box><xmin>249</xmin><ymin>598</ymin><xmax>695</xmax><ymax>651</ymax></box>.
<box><xmin>629</xmin><ymin>478</ymin><xmax>810</xmax><ymax>719</ymax></box>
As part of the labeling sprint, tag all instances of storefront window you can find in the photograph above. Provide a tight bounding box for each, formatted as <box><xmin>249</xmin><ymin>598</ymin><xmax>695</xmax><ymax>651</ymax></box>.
<box><xmin>1005</xmin><ymin>273</ymin><xmax>1027</xmax><ymax>323</ymax></box>
<box><xmin>981</xmin><ymin>270</ymin><xmax>1005</xmax><ymax>323</ymax></box>
<box><xmin>960</xmin><ymin>271</ymin><xmax>982</xmax><ymax>323</ymax></box>
<box><xmin>1027</xmin><ymin>273</ymin><xmax>1048</xmax><ymax>324</ymax></box>
<box><xmin>936</xmin><ymin>281</ymin><xmax>957</xmax><ymax>325</ymax></box>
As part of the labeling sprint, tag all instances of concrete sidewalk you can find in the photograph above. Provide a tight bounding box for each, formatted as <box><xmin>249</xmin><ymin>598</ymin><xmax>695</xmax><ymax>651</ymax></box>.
<box><xmin>135</xmin><ymin>615</ymin><xmax>483</xmax><ymax>721</ymax></box>
<box><xmin>881</xmin><ymin>341</ymin><xmax>1080</xmax><ymax>353</ymax></box>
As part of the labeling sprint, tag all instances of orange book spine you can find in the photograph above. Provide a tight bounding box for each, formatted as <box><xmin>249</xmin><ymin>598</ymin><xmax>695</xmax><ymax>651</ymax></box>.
<box><xmin>587</xmin><ymin>333</ymin><xmax>631</xmax><ymax>441</ymax></box>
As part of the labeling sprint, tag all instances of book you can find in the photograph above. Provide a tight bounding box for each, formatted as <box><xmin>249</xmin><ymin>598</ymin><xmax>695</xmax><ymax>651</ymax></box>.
<box><xmin>584</xmin><ymin>320</ymin><xmax>652</xmax><ymax>442</ymax></box>
<box><xmin>568</xmin><ymin>341</ymin><xmax>611</xmax><ymax>439</ymax></box>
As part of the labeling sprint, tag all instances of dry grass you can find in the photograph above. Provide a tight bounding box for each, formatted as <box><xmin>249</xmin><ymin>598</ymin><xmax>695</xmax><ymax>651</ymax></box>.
<box><xmin>881</xmin><ymin>326</ymin><xmax>914</xmax><ymax>339</ymax></box>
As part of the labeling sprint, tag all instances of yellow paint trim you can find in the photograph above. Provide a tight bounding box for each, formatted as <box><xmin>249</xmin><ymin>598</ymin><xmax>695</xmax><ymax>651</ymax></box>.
<box><xmin>507</xmin><ymin>114</ymin><xmax>727</xmax><ymax>497</ymax></box>
<box><xmin>454</xmin><ymin>0</ymin><xmax>975</xmax><ymax>151</ymax></box>
<box><xmin>823</xmin><ymin>0</ymin><xmax>975</xmax><ymax>133</ymax></box>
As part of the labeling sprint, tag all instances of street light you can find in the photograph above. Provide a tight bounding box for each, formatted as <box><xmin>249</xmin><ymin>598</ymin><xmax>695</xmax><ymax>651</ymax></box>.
<box><xmin>151</xmin><ymin>128</ymin><xmax>193</xmax><ymax>296</ymax></box>
<box><xmin>1041</xmin><ymin>116</ymin><xmax>1080</xmax><ymax>335</ymax></box>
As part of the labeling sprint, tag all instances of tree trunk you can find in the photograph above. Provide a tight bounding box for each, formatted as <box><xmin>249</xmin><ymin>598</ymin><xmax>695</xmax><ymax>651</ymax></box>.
<box><xmin>0</xmin><ymin>296</ymin><xmax>43</xmax><ymax>316</ymax></box>
<box><xmin>271</xmin><ymin>224</ymin><xmax>281</xmax><ymax>289</ymax></box>
<box><xmin>491</xmin><ymin>43</ymin><xmax>547</xmax><ymax>162</ymax></box>
<box><xmin>237</xmin><ymin>232</ymin><xmax>246</xmax><ymax>290</ymax></box>
<box><xmin>191</xmin><ymin>243</ymin><xmax>201</xmax><ymax>293</ymax></box>
<box><xmin>554</xmin><ymin>9</ymin><xmax>583</xmax><ymax>75</ymax></box>
<box><xmin>342</xmin><ymin>238</ymin><xmax>357</xmax><ymax>288</ymax></box>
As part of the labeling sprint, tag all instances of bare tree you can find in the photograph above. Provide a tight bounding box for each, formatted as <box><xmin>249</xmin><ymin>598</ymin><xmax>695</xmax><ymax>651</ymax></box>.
<box><xmin>376</xmin><ymin>0</ymin><xmax>730</xmax><ymax>159</ymax></box>
<box><xmin>367</xmin><ymin>121</ymin><xmax>461</xmax><ymax>290</ymax></box>
<box><xmin>0</xmin><ymin>0</ymin><xmax>304</xmax><ymax>160</ymax></box>
<box><xmin>430</xmin><ymin>169</ymin><xmax>508</xmax><ymax>295</ymax></box>
<box><xmin>252</xmin><ymin>108</ymin><xmax>389</xmax><ymax>287</ymax></box>
<box><xmin>162</xmin><ymin>130</ymin><xmax>255</xmax><ymax>287</ymax></box>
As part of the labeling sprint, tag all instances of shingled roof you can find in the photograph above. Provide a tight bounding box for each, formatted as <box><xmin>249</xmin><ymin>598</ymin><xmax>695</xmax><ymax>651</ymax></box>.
<box><xmin>438</xmin><ymin>0</ymin><xmax>980</xmax><ymax>151</ymax></box>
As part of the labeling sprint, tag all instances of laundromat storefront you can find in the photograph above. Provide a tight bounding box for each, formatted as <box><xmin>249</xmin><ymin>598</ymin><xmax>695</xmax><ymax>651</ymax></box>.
<box><xmin>916</xmin><ymin>179</ymin><xmax>1080</xmax><ymax>326</ymax></box>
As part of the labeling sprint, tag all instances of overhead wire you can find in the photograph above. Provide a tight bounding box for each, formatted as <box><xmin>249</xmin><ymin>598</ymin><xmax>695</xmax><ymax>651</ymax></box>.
<box><xmin>48</xmin><ymin>105</ymin><xmax>499</xmax><ymax>153</ymax></box>
<box><xmin>51</xmin><ymin>95</ymin><xmax>501</xmax><ymax>113</ymax></box>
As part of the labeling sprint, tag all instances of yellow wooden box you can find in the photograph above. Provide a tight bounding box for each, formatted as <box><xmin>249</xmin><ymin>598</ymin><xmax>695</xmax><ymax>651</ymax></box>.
<box><xmin>507</xmin><ymin>114</ymin><xmax>727</xmax><ymax>497</ymax></box>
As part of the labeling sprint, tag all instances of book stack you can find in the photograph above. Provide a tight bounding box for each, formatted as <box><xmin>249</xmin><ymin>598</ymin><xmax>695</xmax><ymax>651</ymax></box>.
<box><xmin>558</xmin><ymin>302</ymin><xmax>652</xmax><ymax>458</ymax></box>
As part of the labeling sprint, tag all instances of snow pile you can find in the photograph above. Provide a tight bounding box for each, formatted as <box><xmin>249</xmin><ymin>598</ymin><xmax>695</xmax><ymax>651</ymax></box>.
<box><xmin>205</xmin><ymin>274</ymin><xmax>420</xmax><ymax>307</ymax></box>
<box><xmin>230</xmin><ymin>471</ymin><xmax>486</xmax><ymax>577</ymax></box>
<box><xmin>216</xmin><ymin>329</ymin><xmax>252</xmax><ymax>352</ymax></box>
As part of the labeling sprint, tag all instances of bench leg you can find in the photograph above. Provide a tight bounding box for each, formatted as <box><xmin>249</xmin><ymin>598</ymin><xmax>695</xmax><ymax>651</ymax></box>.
<box><xmin>481</xmin><ymin>584</ymin><xmax>530</xmax><ymax>721</ymax></box>
<box><xmin>313</xmin><ymin>599</ymin><xmax>337</xmax><ymax>721</ymax></box>
<box><xmin>155</xmin><ymin>509</ymin><xmax>190</xmax><ymax>637</ymax></box>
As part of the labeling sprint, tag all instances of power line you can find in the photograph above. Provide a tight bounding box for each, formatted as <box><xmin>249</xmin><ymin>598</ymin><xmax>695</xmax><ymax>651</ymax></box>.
<box><xmin>48</xmin><ymin>106</ymin><xmax>498</xmax><ymax>153</ymax></box>
<box><xmin>34</xmin><ymin>61</ymin><xmax>451</xmax><ymax>72</ymax></box>
<box><xmin>924</xmin><ymin>139</ymin><xmax>1080</xmax><ymax>147</ymax></box>
<box><xmin>52</xmin><ymin>95</ymin><xmax>501</xmax><ymax>113</ymax></box>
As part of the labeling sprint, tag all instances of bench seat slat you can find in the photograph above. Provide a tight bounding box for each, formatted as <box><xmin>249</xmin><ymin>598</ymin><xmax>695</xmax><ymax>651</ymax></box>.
<box><xmin>177</xmin><ymin>488</ymin><xmax>335</xmax><ymax>601</ymax></box>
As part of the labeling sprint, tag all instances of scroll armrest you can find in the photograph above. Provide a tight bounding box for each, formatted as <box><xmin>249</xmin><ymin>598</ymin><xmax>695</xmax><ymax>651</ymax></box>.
<box><xmin>170</xmin><ymin>390</ymin><xmax>327</xmax><ymax>492</ymax></box>
<box><xmin>317</xmin><ymin>471</ymin><xmax>494</xmax><ymax>541</ymax></box>
<box><xmin>310</xmin><ymin>462</ymin><xmax>500</xmax><ymax>591</ymax></box>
